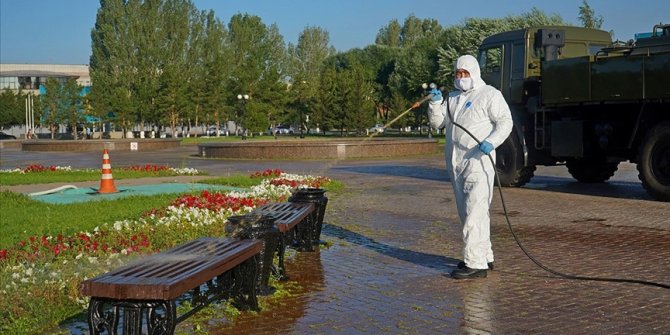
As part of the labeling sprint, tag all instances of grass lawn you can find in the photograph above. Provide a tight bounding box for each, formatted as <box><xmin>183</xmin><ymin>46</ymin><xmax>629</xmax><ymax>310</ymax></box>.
<box><xmin>0</xmin><ymin>190</ymin><xmax>181</xmax><ymax>248</ymax></box>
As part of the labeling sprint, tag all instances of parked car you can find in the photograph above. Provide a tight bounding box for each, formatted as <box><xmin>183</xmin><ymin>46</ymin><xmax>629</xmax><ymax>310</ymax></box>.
<box><xmin>0</xmin><ymin>131</ymin><xmax>17</xmax><ymax>140</ymax></box>
<box><xmin>275</xmin><ymin>125</ymin><xmax>294</xmax><ymax>134</ymax></box>
<box><xmin>368</xmin><ymin>124</ymin><xmax>385</xmax><ymax>133</ymax></box>
<box><xmin>207</xmin><ymin>126</ymin><xmax>227</xmax><ymax>136</ymax></box>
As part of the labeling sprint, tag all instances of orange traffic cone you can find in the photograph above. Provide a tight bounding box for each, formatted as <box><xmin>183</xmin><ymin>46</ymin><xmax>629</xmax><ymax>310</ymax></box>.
<box><xmin>98</xmin><ymin>149</ymin><xmax>118</xmax><ymax>193</ymax></box>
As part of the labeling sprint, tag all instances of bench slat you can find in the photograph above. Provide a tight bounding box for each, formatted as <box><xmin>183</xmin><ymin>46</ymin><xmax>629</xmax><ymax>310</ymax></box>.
<box><xmin>80</xmin><ymin>237</ymin><xmax>263</xmax><ymax>300</ymax></box>
<box><xmin>252</xmin><ymin>202</ymin><xmax>314</xmax><ymax>232</ymax></box>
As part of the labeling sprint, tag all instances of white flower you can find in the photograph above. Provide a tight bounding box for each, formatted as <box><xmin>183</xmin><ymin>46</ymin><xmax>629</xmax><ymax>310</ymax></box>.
<box><xmin>170</xmin><ymin>167</ymin><xmax>199</xmax><ymax>175</ymax></box>
<box><xmin>0</xmin><ymin>168</ymin><xmax>25</xmax><ymax>174</ymax></box>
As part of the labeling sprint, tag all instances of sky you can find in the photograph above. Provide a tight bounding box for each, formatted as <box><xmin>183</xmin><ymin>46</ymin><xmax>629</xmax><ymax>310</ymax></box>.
<box><xmin>1</xmin><ymin>0</ymin><xmax>668</xmax><ymax>64</ymax></box>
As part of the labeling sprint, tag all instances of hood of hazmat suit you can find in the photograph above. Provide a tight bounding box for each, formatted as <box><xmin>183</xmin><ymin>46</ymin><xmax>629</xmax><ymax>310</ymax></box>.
<box><xmin>426</xmin><ymin>55</ymin><xmax>513</xmax><ymax>270</ymax></box>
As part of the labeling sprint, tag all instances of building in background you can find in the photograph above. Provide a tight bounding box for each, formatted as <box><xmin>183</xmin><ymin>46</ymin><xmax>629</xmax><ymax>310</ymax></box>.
<box><xmin>0</xmin><ymin>64</ymin><xmax>91</xmax><ymax>138</ymax></box>
<box><xmin>0</xmin><ymin>63</ymin><xmax>90</xmax><ymax>94</ymax></box>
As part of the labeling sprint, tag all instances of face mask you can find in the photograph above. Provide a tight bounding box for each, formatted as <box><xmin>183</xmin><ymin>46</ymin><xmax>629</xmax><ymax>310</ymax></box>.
<box><xmin>454</xmin><ymin>77</ymin><xmax>473</xmax><ymax>91</ymax></box>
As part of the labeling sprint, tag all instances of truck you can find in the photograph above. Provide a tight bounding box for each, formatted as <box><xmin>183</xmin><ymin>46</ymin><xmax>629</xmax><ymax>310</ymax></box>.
<box><xmin>477</xmin><ymin>23</ymin><xmax>670</xmax><ymax>201</ymax></box>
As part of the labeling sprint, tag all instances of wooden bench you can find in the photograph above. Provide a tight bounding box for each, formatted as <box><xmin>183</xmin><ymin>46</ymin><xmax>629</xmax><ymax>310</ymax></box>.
<box><xmin>250</xmin><ymin>202</ymin><xmax>316</xmax><ymax>278</ymax></box>
<box><xmin>219</xmin><ymin>202</ymin><xmax>315</xmax><ymax>292</ymax></box>
<box><xmin>79</xmin><ymin>237</ymin><xmax>263</xmax><ymax>335</ymax></box>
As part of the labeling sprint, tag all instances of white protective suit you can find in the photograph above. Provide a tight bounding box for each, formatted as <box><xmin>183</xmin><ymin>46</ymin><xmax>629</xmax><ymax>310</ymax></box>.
<box><xmin>427</xmin><ymin>55</ymin><xmax>513</xmax><ymax>270</ymax></box>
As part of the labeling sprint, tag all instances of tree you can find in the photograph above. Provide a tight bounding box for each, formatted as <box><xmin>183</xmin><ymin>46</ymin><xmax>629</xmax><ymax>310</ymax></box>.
<box><xmin>39</xmin><ymin>78</ymin><xmax>64</xmax><ymax>139</ymax></box>
<box><xmin>287</xmin><ymin>26</ymin><xmax>336</xmax><ymax>131</ymax></box>
<box><xmin>155</xmin><ymin>0</ymin><xmax>197</xmax><ymax>136</ymax></box>
<box><xmin>377</xmin><ymin>15</ymin><xmax>443</xmax><ymax>48</ymax></box>
<box><xmin>578</xmin><ymin>0</ymin><xmax>603</xmax><ymax>29</ymax></box>
<box><xmin>90</xmin><ymin>0</ymin><xmax>202</xmax><ymax>137</ymax></box>
<box><xmin>0</xmin><ymin>89</ymin><xmax>26</xmax><ymax>129</ymax></box>
<box><xmin>288</xmin><ymin>27</ymin><xmax>335</xmax><ymax>95</ymax></box>
<box><xmin>132</xmin><ymin>0</ymin><xmax>165</xmax><ymax>130</ymax></box>
<box><xmin>341</xmin><ymin>63</ymin><xmax>376</xmax><ymax>134</ymax></box>
<box><xmin>226</xmin><ymin>14</ymin><xmax>288</xmax><ymax>134</ymax></box>
<box><xmin>194</xmin><ymin>10</ymin><xmax>230</xmax><ymax>135</ymax></box>
<box><xmin>315</xmin><ymin>67</ymin><xmax>340</xmax><ymax>134</ymax></box>
<box><xmin>375</xmin><ymin>19</ymin><xmax>402</xmax><ymax>47</ymax></box>
<box><xmin>61</xmin><ymin>79</ymin><xmax>84</xmax><ymax>139</ymax></box>
<box><xmin>317</xmin><ymin>57</ymin><xmax>375</xmax><ymax>135</ymax></box>
<box><xmin>90</xmin><ymin>0</ymin><xmax>143</xmax><ymax>137</ymax></box>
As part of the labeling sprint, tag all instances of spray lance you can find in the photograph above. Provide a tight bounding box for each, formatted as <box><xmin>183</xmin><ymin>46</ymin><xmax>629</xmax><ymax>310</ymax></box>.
<box><xmin>414</xmin><ymin>82</ymin><xmax>670</xmax><ymax>290</ymax></box>
<box><xmin>365</xmin><ymin>91</ymin><xmax>436</xmax><ymax>139</ymax></box>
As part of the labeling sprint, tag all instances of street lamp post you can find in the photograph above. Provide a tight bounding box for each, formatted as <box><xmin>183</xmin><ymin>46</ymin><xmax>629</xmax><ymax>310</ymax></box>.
<box><xmin>299</xmin><ymin>108</ymin><xmax>305</xmax><ymax>139</ymax></box>
<box><xmin>299</xmin><ymin>81</ymin><xmax>307</xmax><ymax>139</ymax></box>
<box><xmin>237</xmin><ymin>94</ymin><xmax>249</xmax><ymax>140</ymax></box>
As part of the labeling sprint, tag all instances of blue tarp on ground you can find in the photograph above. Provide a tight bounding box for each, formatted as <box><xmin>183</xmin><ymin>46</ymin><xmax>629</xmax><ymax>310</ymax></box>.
<box><xmin>30</xmin><ymin>183</ymin><xmax>245</xmax><ymax>204</ymax></box>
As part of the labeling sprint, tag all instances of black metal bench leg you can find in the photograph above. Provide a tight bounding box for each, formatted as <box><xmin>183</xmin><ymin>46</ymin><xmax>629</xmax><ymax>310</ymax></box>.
<box><xmin>88</xmin><ymin>297</ymin><xmax>119</xmax><ymax>335</ymax></box>
<box><xmin>122</xmin><ymin>306</ymin><xmax>141</xmax><ymax>335</ymax></box>
<box><xmin>232</xmin><ymin>255</ymin><xmax>260</xmax><ymax>311</ymax></box>
<box><xmin>87</xmin><ymin>298</ymin><xmax>176</xmax><ymax>335</ymax></box>
<box><xmin>147</xmin><ymin>301</ymin><xmax>177</xmax><ymax>335</ymax></box>
<box><xmin>295</xmin><ymin>216</ymin><xmax>315</xmax><ymax>252</ymax></box>
<box><xmin>276</xmin><ymin>232</ymin><xmax>290</xmax><ymax>281</ymax></box>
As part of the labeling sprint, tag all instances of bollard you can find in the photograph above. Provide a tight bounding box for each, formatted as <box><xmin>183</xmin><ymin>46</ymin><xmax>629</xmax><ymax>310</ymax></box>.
<box><xmin>289</xmin><ymin>188</ymin><xmax>328</xmax><ymax>250</ymax></box>
<box><xmin>226</xmin><ymin>214</ymin><xmax>279</xmax><ymax>295</ymax></box>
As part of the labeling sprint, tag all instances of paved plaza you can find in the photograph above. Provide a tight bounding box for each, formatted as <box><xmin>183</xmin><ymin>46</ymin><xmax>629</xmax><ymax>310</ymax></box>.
<box><xmin>1</xmin><ymin>145</ymin><xmax>669</xmax><ymax>334</ymax></box>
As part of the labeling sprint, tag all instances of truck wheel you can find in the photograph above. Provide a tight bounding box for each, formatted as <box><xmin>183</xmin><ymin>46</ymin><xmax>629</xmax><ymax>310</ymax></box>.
<box><xmin>495</xmin><ymin>132</ymin><xmax>535</xmax><ymax>187</ymax></box>
<box><xmin>636</xmin><ymin>122</ymin><xmax>670</xmax><ymax>201</ymax></box>
<box><xmin>566</xmin><ymin>157</ymin><xmax>619</xmax><ymax>182</ymax></box>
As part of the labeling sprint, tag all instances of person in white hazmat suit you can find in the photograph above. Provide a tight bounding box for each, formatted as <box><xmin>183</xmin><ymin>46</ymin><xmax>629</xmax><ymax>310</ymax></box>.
<box><xmin>426</xmin><ymin>55</ymin><xmax>513</xmax><ymax>279</ymax></box>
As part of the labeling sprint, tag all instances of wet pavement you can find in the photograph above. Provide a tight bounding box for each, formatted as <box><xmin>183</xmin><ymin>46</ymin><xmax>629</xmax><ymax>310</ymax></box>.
<box><xmin>1</xmin><ymin>145</ymin><xmax>669</xmax><ymax>334</ymax></box>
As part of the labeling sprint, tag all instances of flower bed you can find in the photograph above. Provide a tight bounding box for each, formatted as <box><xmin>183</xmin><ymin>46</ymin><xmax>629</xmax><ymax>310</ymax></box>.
<box><xmin>0</xmin><ymin>164</ymin><xmax>200</xmax><ymax>176</ymax></box>
<box><xmin>0</xmin><ymin>164</ymin><xmax>202</xmax><ymax>187</ymax></box>
<box><xmin>0</xmin><ymin>169</ymin><xmax>331</xmax><ymax>334</ymax></box>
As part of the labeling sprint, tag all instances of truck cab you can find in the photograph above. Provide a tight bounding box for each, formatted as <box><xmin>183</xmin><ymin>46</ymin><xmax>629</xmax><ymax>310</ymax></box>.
<box><xmin>476</xmin><ymin>25</ymin><xmax>670</xmax><ymax>201</ymax></box>
<box><xmin>478</xmin><ymin>26</ymin><xmax>611</xmax><ymax>105</ymax></box>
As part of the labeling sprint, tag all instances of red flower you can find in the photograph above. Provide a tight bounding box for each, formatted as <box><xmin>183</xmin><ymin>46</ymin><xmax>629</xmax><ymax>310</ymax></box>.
<box><xmin>251</xmin><ymin>169</ymin><xmax>283</xmax><ymax>178</ymax></box>
<box><xmin>0</xmin><ymin>249</ymin><xmax>7</xmax><ymax>260</ymax></box>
